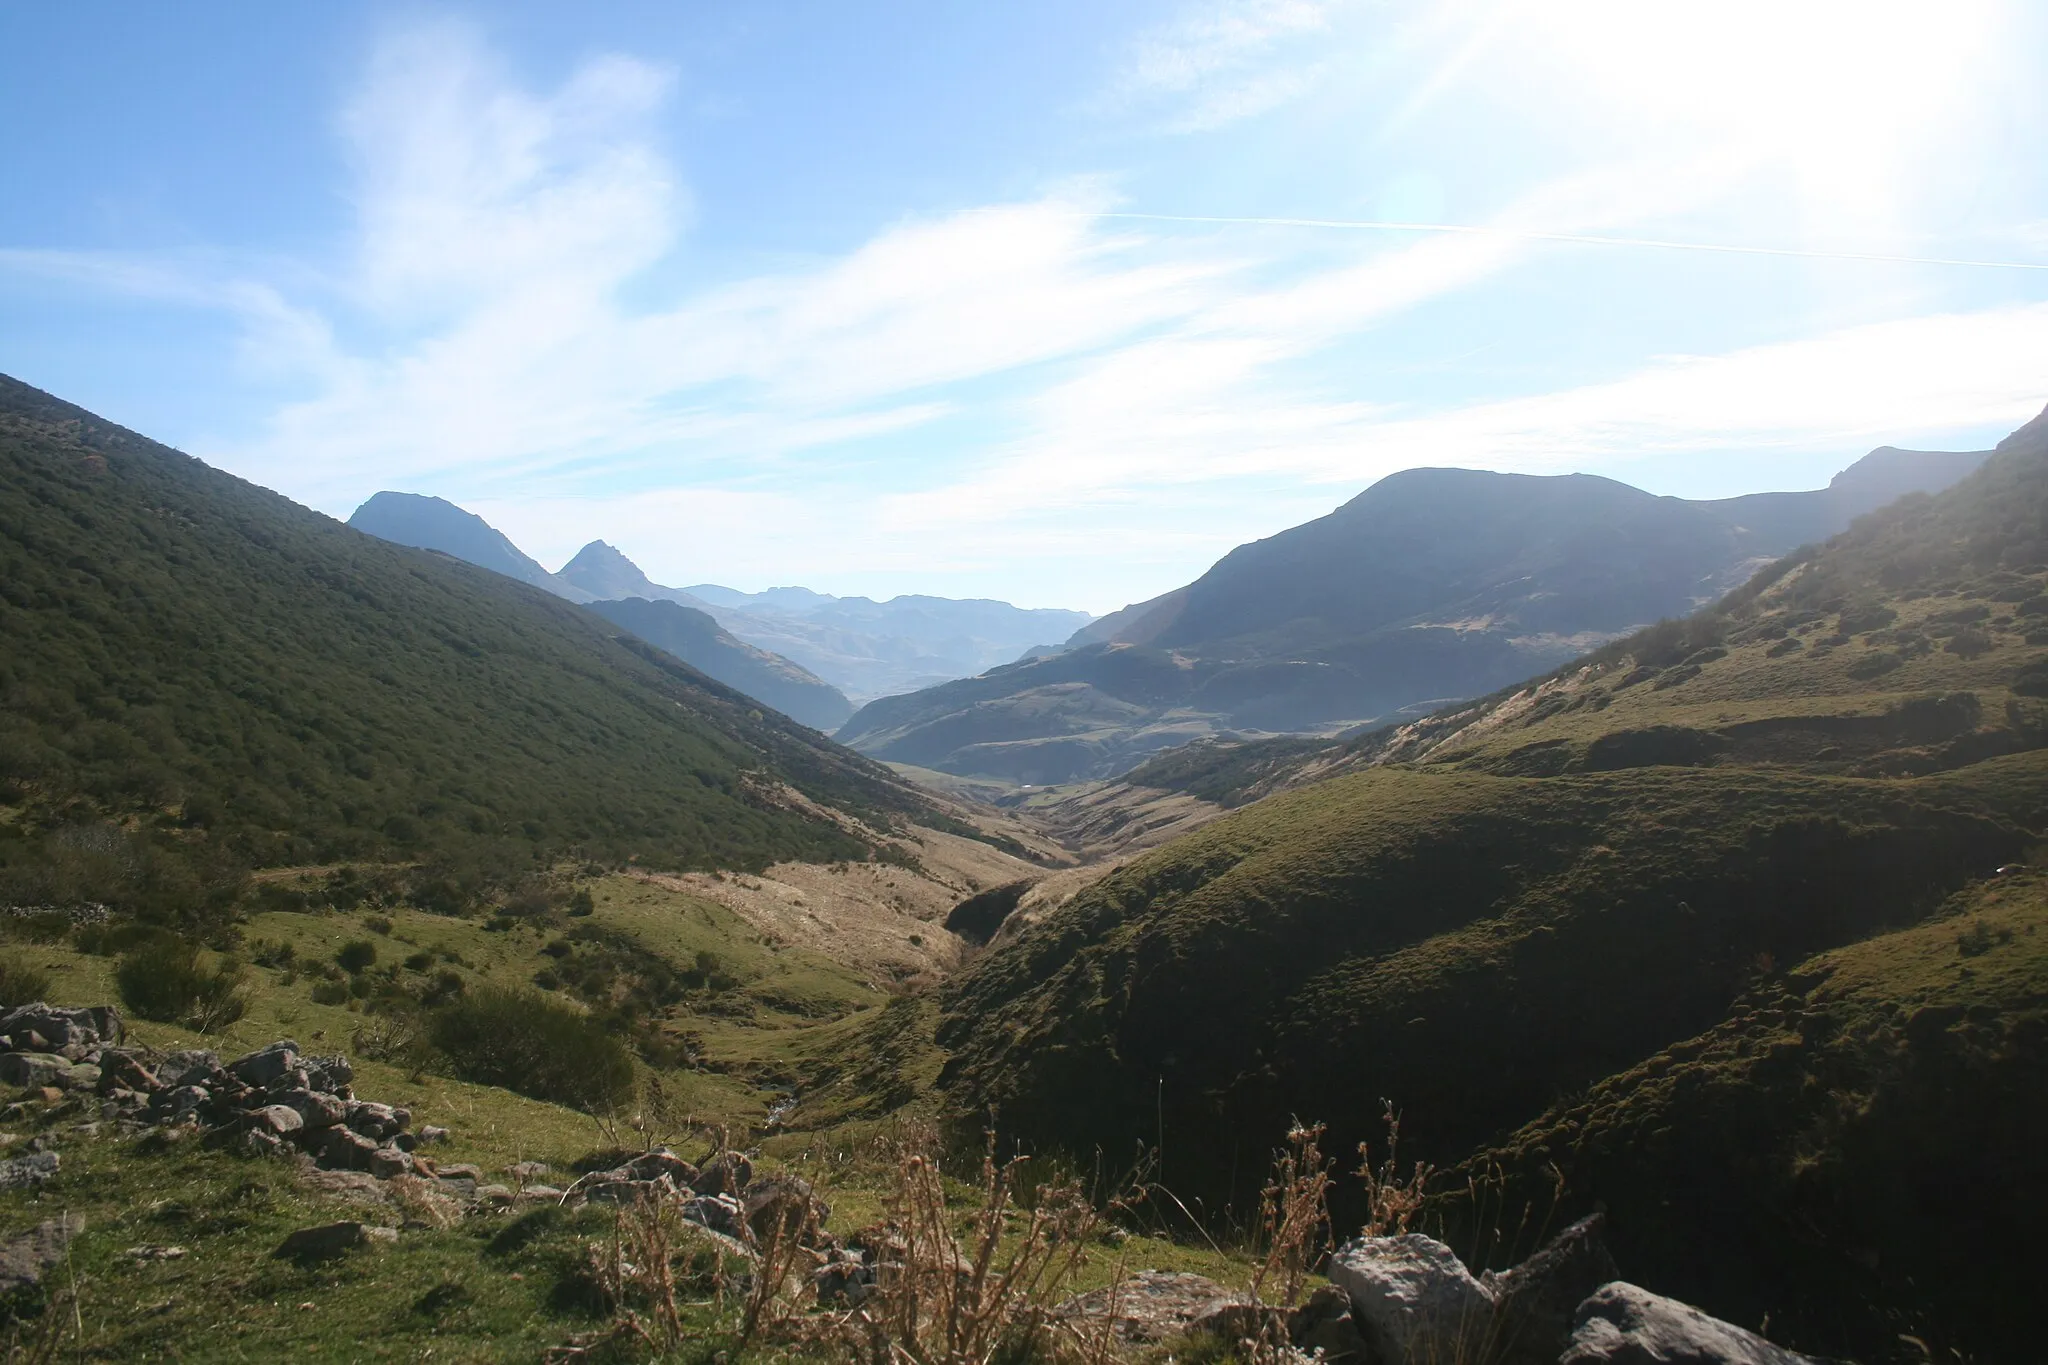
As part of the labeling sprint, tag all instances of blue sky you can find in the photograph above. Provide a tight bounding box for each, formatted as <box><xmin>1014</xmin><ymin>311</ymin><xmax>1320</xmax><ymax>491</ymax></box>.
<box><xmin>4</xmin><ymin>2</ymin><xmax>2046</xmax><ymax>613</ymax></box>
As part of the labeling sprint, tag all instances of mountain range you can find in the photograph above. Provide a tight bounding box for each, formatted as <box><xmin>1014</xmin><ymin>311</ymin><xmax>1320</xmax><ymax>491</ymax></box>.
<box><xmin>836</xmin><ymin>443</ymin><xmax>1992</xmax><ymax>783</ymax></box>
<box><xmin>346</xmin><ymin>495</ymin><xmax>1092</xmax><ymax>709</ymax></box>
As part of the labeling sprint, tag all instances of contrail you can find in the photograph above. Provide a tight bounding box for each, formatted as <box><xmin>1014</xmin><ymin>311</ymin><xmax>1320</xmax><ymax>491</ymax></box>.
<box><xmin>1042</xmin><ymin>210</ymin><xmax>2048</xmax><ymax>273</ymax></box>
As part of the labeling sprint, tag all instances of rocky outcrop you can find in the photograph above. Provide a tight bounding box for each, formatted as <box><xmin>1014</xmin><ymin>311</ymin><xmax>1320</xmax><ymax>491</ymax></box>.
<box><xmin>1561</xmin><ymin>1283</ymin><xmax>1827</xmax><ymax>1365</ymax></box>
<box><xmin>0</xmin><ymin>1214</ymin><xmax>83</xmax><ymax>1296</ymax></box>
<box><xmin>1327</xmin><ymin>1233</ymin><xmax>1494</xmax><ymax>1363</ymax></box>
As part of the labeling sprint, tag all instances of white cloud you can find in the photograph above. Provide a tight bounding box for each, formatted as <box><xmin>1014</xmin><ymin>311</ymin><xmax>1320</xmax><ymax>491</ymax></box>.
<box><xmin>1098</xmin><ymin>0</ymin><xmax>1341</xmax><ymax>132</ymax></box>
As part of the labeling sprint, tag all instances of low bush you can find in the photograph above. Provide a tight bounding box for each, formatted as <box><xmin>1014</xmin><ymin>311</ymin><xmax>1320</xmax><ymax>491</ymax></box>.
<box><xmin>0</xmin><ymin>953</ymin><xmax>52</xmax><ymax>1010</ymax></box>
<box><xmin>429</xmin><ymin>987</ymin><xmax>635</xmax><ymax>1112</ymax></box>
<box><xmin>336</xmin><ymin>940</ymin><xmax>378</xmax><ymax>973</ymax></box>
<box><xmin>115</xmin><ymin>940</ymin><xmax>248</xmax><ymax>1031</ymax></box>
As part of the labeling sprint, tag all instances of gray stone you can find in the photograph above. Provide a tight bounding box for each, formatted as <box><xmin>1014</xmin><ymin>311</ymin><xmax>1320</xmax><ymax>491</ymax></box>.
<box><xmin>506</xmin><ymin>1160</ymin><xmax>551</xmax><ymax>1181</ymax></box>
<box><xmin>691</xmin><ymin>1150</ymin><xmax>752</xmax><ymax>1195</ymax></box>
<box><xmin>273</xmin><ymin>1221</ymin><xmax>385</xmax><ymax>1262</ymax></box>
<box><xmin>227</xmin><ymin>1040</ymin><xmax>300</xmax><ymax>1087</ymax></box>
<box><xmin>621</xmin><ymin>1148</ymin><xmax>697</xmax><ymax>1185</ymax></box>
<box><xmin>0</xmin><ymin>1214</ymin><xmax>84</xmax><ymax>1294</ymax></box>
<box><xmin>681</xmin><ymin>1192</ymin><xmax>748</xmax><ymax>1241</ymax></box>
<box><xmin>473</xmin><ymin>1183</ymin><xmax>515</xmax><ymax>1205</ymax></box>
<box><xmin>273</xmin><ymin>1087</ymin><xmax>347</xmax><ymax>1129</ymax></box>
<box><xmin>1288</xmin><ymin>1284</ymin><xmax>1371</xmax><ymax>1363</ymax></box>
<box><xmin>157</xmin><ymin>1050</ymin><xmax>219</xmax><ymax>1088</ymax></box>
<box><xmin>366</xmin><ymin>1146</ymin><xmax>414</xmax><ymax>1179</ymax></box>
<box><xmin>55</xmin><ymin>1063</ymin><xmax>101</xmax><ymax>1091</ymax></box>
<box><xmin>744</xmin><ymin>1173</ymin><xmax>831</xmax><ymax>1246</ymax></box>
<box><xmin>1189</xmin><ymin>1299</ymin><xmax>1286</xmax><ymax>1348</ymax></box>
<box><xmin>0</xmin><ymin>1052</ymin><xmax>71</xmax><ymax>1089</ymax></box>
<box><xmin>312</xmin><ymin>1125</ymin><xmax>381</xmax><ymax>1172</ymax></box>
<box><xmin>344</xmin><ymin>1101</ymin><xmax>407</xmax><ymax>1141</ymax></box>
<box><xmin>816</xmin><ymin>1252</ymin><xmax>876</xmax><ymax>1306</ymax></box>
<box><xmin>1483</xmin><ymin>1214</ymin><xmax>1623</xmax><ymax>1365</ymax></box>
<box><xmin>304</xmin><ymin>1054</ymin><xmax>353</xmax><ymax>1092</ymax></box>
<box><xmin>0</xmin><ymin>1151</ymin><xmax>60</xmax><ymax>1190</ymax></box>
<box><xmin>1327</xmin><ymin>1234</ymin><xmax>1494</xmax><ymax>1365</ymax></box>
<box><xmin>519</xmin><ymin>1184</ymin><xmax>565</xmax><ymax>1202</ymax></box>
<box><xmin>237</xmin><ymin>1128</ymin><xmax>287</xmax><ymax>1159</ymax></box>
<box><xmin>95</xmin><ymin>1052</ymin><xmax>160</xmax><ymax>1096</ymax></box>
<box><xmin>585</xmin><ymin>1176</ymin><xmax>672</xmax><ymax>1205</ymax></box>
<box><xmin>0</xmin><ymin>1004</ymin><xmax>118</xmax><ymax>1050</ymax></box>
<box><xmin>149</xmin><ymin>1084</ymin><xmax>210</xmax><ymax>1122</ymax></box>
<box><xmin>1056</xmin><ymin>1270</ymin><xmax>1247</xmax><ymax>1346</ymax></box>
<box><xmin>1561</xmin><ymin>1283</ymin><xmax>1826</xmax><ymax>1365</ymax></box>
<box><xmin>415</xmin><ymin>1124</ymin><xmax>450</xmax><ymax>1145</ymax></box>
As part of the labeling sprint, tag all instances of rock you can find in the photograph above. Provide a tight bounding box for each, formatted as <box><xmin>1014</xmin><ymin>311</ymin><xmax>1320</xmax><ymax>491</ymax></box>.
<box><xmin>148</xmin><ymin>1085</ymin><xmax>210</xmax><ymax>1123</ymax></box>
<box><xmin>273</xmin><ymin>1087</ymin><xmax>346</xmax><ymax>1130</ymax></box>
<box><xmin>1327</xmin><ymin>1234</ymin><xmax>1494</xmax><ymax>1365</ymax></box>
<box><xmin>473</xmin><ymin>1183</ymin><xmax>515</xmax><ymax>1205</ymax></box>
<box><xmin>1483</xmin><ymin>1214</ymin><xmax>1622</xmax><ymax>1365</ymax></box>
<box><xmin>0</xmin><ymin>1052</ymin><xmax>71</xmax><ymax>1089</ymax></box>
<box><xmin>816</xmin><ymin>1250</ymin><xmax>876</xmax><ymax>1306</ymax></box>
<box><xmin>0</xmin><ymin>1214</ymin><xmax>84</xmax><ymax>1295</ymax></box>
<box><xmin>303</xmin><ymin>1054</ymin><xmax>352</xmax><ymax>1092</ymax></box>
<box><xmin>1189</xmin><ymin>1299</ymin><xmax>1287</xmax><ymax>1348</ymax></box>
<box><xmin>367</xmin><ymin>1146</ymin><xmax>415</xmax><ymax>1179</ymax></box>
<box><xmin>227</xmin><ymin>1040</ymin><xmax>300</xmax><ymax>1088</ymax></box>
<box><xmin>434</xmin><ymin>1163</ymin><xmax>483</xmax><ymax>1182</ymax></box>
<box><xmin>1288</xmin><ymin>1284</ymin><xmax>1371</xmax><ymax>1363</ymax></box>
<box><xmin>124</xmin><ymin>1244</ymin><xmax>186</xmax><ymax>1261</ymax></box>
<box><xmin>691</xmin><ymin>1151</ymin><xmax>752</xmax><ymax>1196</ymax></box>
<box><xmin>1057</xmin><ymin>1270</ymin><xmax>1247</xmax><ymax>1345</ymax></box>
<box><xmin>54</xmin><ymin>1063</ymin><xmax>100</xmax><ymax>1091</ymax></box>
<box><xmin>585</xmin><ymin>1176</ymin><xmax>672</xmax><ymax>1206</ymax></box>
<box><xmin>1561</xmin><ymin>1283</ymin><xmax>1826</xmax><ymax>1365</ymax></box>
<box><xmin>273</xmin><ymin>1221</ymin><xmax>389</xmax><ymax>1262</ymax></box>
<box><xmin>95</xmin><ymin>1053</ymin><xmax>160</xmax><ymax>1095</ymax></box>
<box><xmin>0</xmin><ymin>1151</ymin><xmax>60</xmax><ymax>1190</ymax></box>
<box><xmin>744</xmin><ymin>1174</ymin><xmax>831</xmax><ymax>1246</ymax></box>
<box><xmin>621</xmin><ymin>1148</ymin><xmax>697</xmax><ymax>1185</ymax></box>
<box><xmin>157</xmin><ymin>1050</ymin><xmax>219</xmax><ymax>1088</ymax></box>
<box><xmin>312</xmin><ymin>1125</ymin><xmax>381</xmax><ymax>1172</ymax></box>
<box><xmin>0</xmin><ymin>1004</ymin><xmax>119</xmax><ymax>1050</ymax></box>
<box><xmin>415</xmin><ymin>1124</ymin><xmax>450</xmax><ymax>1145</ymax></box>
<box><xmin>506</xmin><ymin>1160</ymin><xmax>551</xmax><ymax>1181</ymax></box>
<box><xmin>344</xmin><ymin>1101</ymin><xmax>407</xmax><ymax>1141</ymax></box>
<box><xmin>682</xmin><ymin>1192</ymin><xmax>749</xmax><ymax>1241</ymax></box>
<box><xmin>520</xmin><ymin>1184</ymin><xmax>565</xmax><ymax>1202</ymax></box>
<box><xmin>238</xmin><ymin>1129</ymin><xmax>287</xmax><ymax>1160</ymax></box>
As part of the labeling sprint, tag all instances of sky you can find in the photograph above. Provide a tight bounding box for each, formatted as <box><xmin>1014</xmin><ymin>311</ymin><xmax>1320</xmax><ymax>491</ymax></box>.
<box><xmin>3</xmin><ymin>2</ymin><xmax>2046</xmax><ymax>614</ymax></box>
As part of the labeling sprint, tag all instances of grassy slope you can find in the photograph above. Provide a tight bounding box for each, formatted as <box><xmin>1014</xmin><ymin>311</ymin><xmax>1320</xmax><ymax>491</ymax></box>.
<box><xmin>0</xmin><ymin>374</ymin><xmax>914</xmax><ymax>879</ymax></box>
<box><xmin>932</xmin><ymin>407</ymin><xmax>2048</xmax><ymax>1361</ymax></box>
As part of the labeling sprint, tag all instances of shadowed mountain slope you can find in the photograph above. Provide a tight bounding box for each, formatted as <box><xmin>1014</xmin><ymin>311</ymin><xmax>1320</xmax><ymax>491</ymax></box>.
<box><xmin>931</xmin><ymin>403</ymin><xmax>2048</xmax><ymax>1361</ymax></box>
<box><xmin>842</xmin><ymin>445</ymin><xmax>1990</xmax><ymax>783</ymax></box>
<box><xmin>584</xmin><ymin>597</ymin><xmax>853</xmax><ymax>731</ymax></box>
<box><xmin>0</xmin><ymin>374</ymin><xmax>918</xmax><ymax>886</ymax></box>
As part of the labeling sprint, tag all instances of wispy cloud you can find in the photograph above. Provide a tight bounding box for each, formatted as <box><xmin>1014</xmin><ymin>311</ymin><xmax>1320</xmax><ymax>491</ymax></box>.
<box><xmin>1095</xmin><ymin>0</ymin><xmax>1341</xmax><ymax>132</ymax></box>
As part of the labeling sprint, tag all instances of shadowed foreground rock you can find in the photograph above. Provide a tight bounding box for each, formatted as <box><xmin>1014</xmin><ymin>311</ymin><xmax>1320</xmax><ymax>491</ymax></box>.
<box><xmin>1561</xmin><ymin>1283</ymin><xmax>1827</xmax><ymax>1365</ymax></box>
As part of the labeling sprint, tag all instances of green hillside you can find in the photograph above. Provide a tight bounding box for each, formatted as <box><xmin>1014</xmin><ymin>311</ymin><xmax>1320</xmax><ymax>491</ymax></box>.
<box><xmin>933</xmin><ymin>404</ymin><xmax>2048</xmax><ymax>1361</ymax></box>
<box><xmin>0</xmin><ymin>374</ymin><xmax>918</xmax><ymax>915</ymax></box>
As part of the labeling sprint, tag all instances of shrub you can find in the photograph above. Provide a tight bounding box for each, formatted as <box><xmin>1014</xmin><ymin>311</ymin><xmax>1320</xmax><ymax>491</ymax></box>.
<box><xmin>364</xmin><ymin>915</ymin><xmax>394</xmax><ymax>936</ymax></box>
<box><xmin>310</xmin><ymin>979</ymin><xmax>350</xmax><ymax>1005</ymax></box>
<box><xmin>115</xmin><ymin>940</ymin><xmax>248</xmax><ymax>1031</ymax></box>
<box><xmin>336</xmin><ymin>940</ymin><xmax>378</xmax><ymax>973</ymax></box>
<box><xmin>430</xmin><ymin>987</ymin><xmax>636</xmax><ymax>1112</ymax></box>
<box><xmin>0</xmin><ymin>954</ymin><xmax>52</xmax><ymax>1010</ymax></box>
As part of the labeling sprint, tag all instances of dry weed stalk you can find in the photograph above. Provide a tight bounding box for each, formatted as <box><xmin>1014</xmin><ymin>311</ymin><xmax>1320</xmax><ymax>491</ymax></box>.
<box><xmin>739</xmin><ymin>1182</ymin><xmax>825</xmax><ymax>1345</ymax></box>
<box><xmin>1357</xmin><ymin>1098</ymin><xmax>1432</xmax><ymax>1237</ymax></box>
<box><xmin>1248</xmin><ymin>1120</ymin><xmax>1333</xmax><ymax>1311</ymax></box>
<box><xmin>589</xmin><ymin>1196</ymin><xmax>688</xmax><ymax>1350</ymax></box>
<box><xmin>811</xmin><ymin>1122</ymin><xmax>1115</xmax><ymax>1365</ymax></box>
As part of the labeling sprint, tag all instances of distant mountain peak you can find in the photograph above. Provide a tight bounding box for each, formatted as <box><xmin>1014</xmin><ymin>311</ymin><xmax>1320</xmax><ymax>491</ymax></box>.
<box><xmin>347</xmin><ymin>491</ymin><xmax>595</xmax><ymax>599</ymax></box>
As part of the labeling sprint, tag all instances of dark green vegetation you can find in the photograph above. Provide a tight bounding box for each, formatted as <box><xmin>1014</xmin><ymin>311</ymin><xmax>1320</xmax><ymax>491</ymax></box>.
<box><xmin>936</xmin><ymin>405</ymin><xmax>2048</xmax><ymax>1361</ymax></box>
<box><xmin>430</xmin><ymin>986</ymin><xmax>637</xmax><ymax>1111</ymax></box>
<box><xmin>586</xmin><ymin>597</ymin><xmax>854</xmax><ymax>732</ymax></box>
<box><xmin>0</xmin><ymin>374</ymin><xmax>925</xmax><ymax>917</ymax></box>
<box><xmin>840</xmin><ymin>445</ymin><xmax>1989</xmax><ymax>783</ymax></box>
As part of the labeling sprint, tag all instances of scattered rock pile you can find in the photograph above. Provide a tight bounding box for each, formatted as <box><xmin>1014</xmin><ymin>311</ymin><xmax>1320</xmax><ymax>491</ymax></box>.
<box><xmin>562</xmin><ymin>1146</ymin><xmax>834</xmax><ymax>1255</ymax></box>
<box><xmin>1055</xmin><ymin>1217</ymin><xmax>1827</xmax><ymax>1365</ymax></box>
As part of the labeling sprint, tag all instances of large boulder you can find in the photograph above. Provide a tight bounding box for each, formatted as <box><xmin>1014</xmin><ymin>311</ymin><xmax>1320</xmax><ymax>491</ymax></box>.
<box><xmin>0</xmin><ymin>1004</ymin><xmax>120</xmax><ymax>1050</ymax></box>
<box><xmin>1483</xmin><ymin>1214</ymin><xmax>1622</xmax><ymax>1365</ymax></box>
<box><xmin>226</xmin><ymin>1041</ymin><xmax>300</xmax><ymax>1088</ymax></box>
<box><xmin>0</xmin><ymin>1152</ymin><xmax>60</xmax><ymax>1191</ymax></box>
<box><xmin>692</xmin><ymin>1151</ymin><xmax>752</xmax><ymax>1196</ymax></box>
<box><xmin>744</xmin><ymin>1173</ymin><xmax>831</xmax><ymax>1247</ymax></box>
<box><xmin>0</xmin><ymin>1053</ymin><xmax>71</xmax><ymax>1090</ymax></box>
<box><xmin>1561</xmin><ymin>1283</ymin><xmax>1827</xmax><ymax>1365</ymax></box>
<box><xmin>1327</xmin><ymin>1234</ymin><xmax>1494</xmax><ymax>1365</ymax></box>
